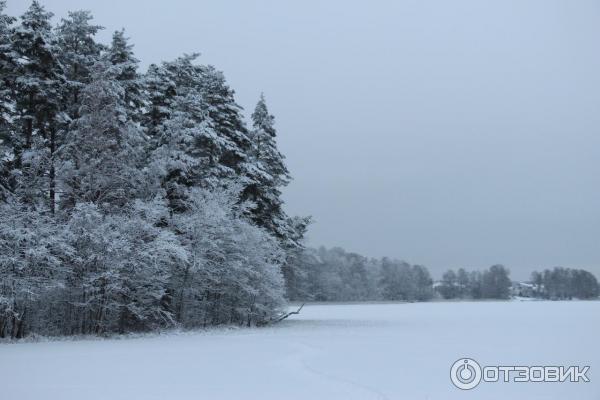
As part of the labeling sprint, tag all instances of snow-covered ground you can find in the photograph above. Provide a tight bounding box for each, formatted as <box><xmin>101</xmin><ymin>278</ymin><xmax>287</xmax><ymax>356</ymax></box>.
<box><xmin>2</xmin><ymin>301</ymin><xmax>598</xmax><ymax>400</ymax></box>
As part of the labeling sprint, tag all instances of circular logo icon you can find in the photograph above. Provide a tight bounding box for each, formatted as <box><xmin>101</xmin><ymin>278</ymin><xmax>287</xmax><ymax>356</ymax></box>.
<box><xmin>450</xmin><ymin>358</ymin><xmax>482</xmax><ymax>390</ymax></box>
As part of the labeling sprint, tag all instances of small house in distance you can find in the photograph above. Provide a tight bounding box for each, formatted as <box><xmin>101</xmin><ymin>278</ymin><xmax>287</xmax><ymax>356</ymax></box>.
<box><xmin>511</xmin><ymin>281</ymin><xmax>537</xmax><ymax>298</ymax></box>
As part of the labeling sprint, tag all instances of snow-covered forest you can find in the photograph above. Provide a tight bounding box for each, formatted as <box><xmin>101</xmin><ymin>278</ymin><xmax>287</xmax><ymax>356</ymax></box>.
<box><xmin>287</xmin><ymin>247</ymin><xmax>435</xmax><ymax>302</ymax></box>
<box><xmin>529</xmin><ymin>267</ymin><xmax>600</xmax><ymax>300</ymax></box>
<box><xmin>1</xmin><ymin>1</ymin><xmax>598</xmax><ymax>341</ymax></box>
<box><xmin>288</xmin><ymin>247</ymin><xmax>599</xmax><ymax>302</ymax></box>
<box><xmin>436</xmin><ymin>266</ymin><xmax>599</xmax><ymax>300</ymax></box>
<box><xmin>0</xmin><ymin>1</ymin><xmax>311</xmax><ymax>338</ymax></box>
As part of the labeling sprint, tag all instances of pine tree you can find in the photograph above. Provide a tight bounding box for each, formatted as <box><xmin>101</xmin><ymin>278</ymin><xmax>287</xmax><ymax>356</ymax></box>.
<box><xmin>280</xmin><ymin>215</ymin><xmax>311</xmax><ymax>296</ymax></box>
<box><xmin>108</xmin><ymin>29</ymin><xmax>144</xmax><ymax>120</ymax></box>
<box><xmin>142</xmin><ymin>63</ymin><xmax>174</xmax><ymax>140</ymax></box>
<box><xmin>55</xmin><ymin>10</ymin><xmax>104</xmax><ymax>119</ymax></box>
<box><xmin>246</xmin><ymin>94</ymin><xmax>291</xmax><ymax>238</ymax></box>
<box><xmin>251</xmin><ymin>95</ymin><xmax>290</xmax><ymax>184</ymax></box>
<box><xmin>146</xmin><ymin>55</ymin><xmax>253</xmax><ymax>210</ymax></box>
<box><xmin>0</xmin><ymin>1</ymin><xmax>17</xmax><ymax>199</ymax></box>
<box><xmin>196</xmin><ymin>64</ymin><xmax>253</xmax><ymax>181</ymax></box>
<box><xmin>12</xmin><ymin>1</ymin><xmax>66</xmax><ymax>212</ymax></box>
<box><xmin>61</xmin><ymin>60</ymin><xmax>144</xmax><ymax>210</ymax></box>
<box><xmin>0</xmin><ymin>0</ymin><xmax>15</xmax><ymax>127</ymax></box>
<box><xmin>150</xmin><ymin>92</ymin><xmax>225</xmax><ymax>211</ymax></box>
<box><xmin>246</xmin><ymin>95</ymin><xmax>311</xmax><ymax>296</ymax></box>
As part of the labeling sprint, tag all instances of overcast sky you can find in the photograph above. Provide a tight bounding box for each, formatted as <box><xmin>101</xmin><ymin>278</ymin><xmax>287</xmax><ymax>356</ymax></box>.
<box><xmin>7</xmin><ymin>0</ymin><xmax>600</xmax><ymax>279</ymax></box>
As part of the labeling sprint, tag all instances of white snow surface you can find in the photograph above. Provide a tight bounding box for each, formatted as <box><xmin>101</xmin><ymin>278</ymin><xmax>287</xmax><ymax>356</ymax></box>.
<box><xmin>2</xmin><ymin>301</ymin><xmax>599</xmax><ymax>400</ymax></box>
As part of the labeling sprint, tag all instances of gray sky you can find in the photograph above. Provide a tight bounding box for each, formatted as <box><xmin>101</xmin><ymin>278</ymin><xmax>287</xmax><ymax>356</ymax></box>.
<box><xmin>8</xmin><ymin>0</ymin><xmax>600</xmax><ymax>279</ymax></box>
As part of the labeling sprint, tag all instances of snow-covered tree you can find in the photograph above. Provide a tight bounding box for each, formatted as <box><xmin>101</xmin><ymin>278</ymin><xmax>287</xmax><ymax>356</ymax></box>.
<box><xmin>0</xmin><ymin>200</ymin><xmax>70</xmax><ymax>338</ymax></box>
<box><xmin>438</xmin><ymin>269</ymin><xmax>458</xmax><ymax>299</ymax></box>
<box><xmin>108</xmin><ymin>29</ymin><xmax>144</xmax><ymax>120</ymax></box>
<box><xmin>0</xmin><ymin>0</ymin><xmax>14</xmax><ymax>122</ymax></box>
<box><xmin>61</xmin><ymin>60</ymin><xmax>144</xmax><ymax>210</ymax></box>
<box><xmin>411</xmin><ymin>264</ymin><xmax>434</xmax><ymax>301</ymax></box>
<box><xmin>280</xmin><ymin>215</ymin><xmax>311</xmax><ymax>297</ymax></box>
<box><xmin>532</xmin><ymin>267</ymin><xmax>599</xmax><ymax>300</ymax></box>
<box><xmin>481</xmin><ymin>264</ymin><xmax>511</xmax><ymax>299</ymax></box>
<box><xmin>55</xmin><ymin>10</ymin><xmax>103</xmax><ymax>119</ymax></box>
<box><xmin>570</xmin><ymin>269</ymin><xmax>599</xmax><ymax>299</ymax></box>
<box><xmin>11</xmin><ymin>1</ymin><xmax>66</xmax><ymax>212</ymax></box>
<box><xmin>0</xmin><ymin>0</ymin><xmax>17</xmax><ymax>200</ymax></box>
<box><xmin>196</xmin><ymin>63</ymin><xmax>253</xmax><ymax>182</ymax></box>
<box><xmin>245</xmin><ymin>94</ymin><xmax>291</xmax><ymax>238</ymax></box>
<box><xmin>245</xmin><ymin>95</ymin><xmax>312</xmax><ymax>296</ymax></box>
<box><xmin>146</xmin><ymin>55</ymin><xmax>256</xmax><ymax>209</ymax></box>
<box><xmin>456</xmin><ymin>268</ymin><xmax>470</xmax><ymax>296</ymax></box>
<box><xmin>169</xmin><ymin>187</ymin><xmax>285</xmax><ymax>327</ymax></box>
<box><xmin>142</xmin><ymin>60</ymin><xmax>177</xmax><ymax>140</ymax></box>
<box><xmin>288</xmin><ymin>246</ymin><xmax>437</xmax><ymax>303</ymax></box>
<box><xmin>61</xmin><ymin>199</ymin><xmax>186</xmax><ymax>335</ymax></box>
<box><xmin>437</xmin><ymin>266</ymin><xmax>511</xmax><ymax>300</ymax></box>
<box><xmin>149</xmin><ymin>92</ymin><xmax>225</xmax><ymax>211</ymax></box>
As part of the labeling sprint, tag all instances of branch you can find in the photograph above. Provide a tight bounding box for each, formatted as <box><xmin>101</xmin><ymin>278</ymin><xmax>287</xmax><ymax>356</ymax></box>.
<box><xmin>272</xmin><ymin>303</ymin><xmax>305</xmax><ymax>323</ymax></box>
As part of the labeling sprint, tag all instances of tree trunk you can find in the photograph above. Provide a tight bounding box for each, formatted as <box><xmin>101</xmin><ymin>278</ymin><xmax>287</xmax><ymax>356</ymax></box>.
<box><xmin>176</xmin><ymin>266</ymin><xmax>190</xmax><ymax>323</ymax></box>
<box><xmin>16</xmin><ymin>314</ymin><xmax>25</xmax><ymax>339</ymax></box>
<box><xmin>25</xmin><ymin>91</ymin><xmax>34</xmax><ymax>149</ymax></box>
<box><xmin>49</xmin><ymin>126</ymin><xmax>56</xmax><ymax>214</ymax></box>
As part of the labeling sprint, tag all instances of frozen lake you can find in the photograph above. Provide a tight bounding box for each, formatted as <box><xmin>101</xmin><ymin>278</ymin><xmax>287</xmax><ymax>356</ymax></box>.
<box><xmin>2</xmin><ymin>301</ymin><xmax>598</xmax><ymax>399</ymax></box>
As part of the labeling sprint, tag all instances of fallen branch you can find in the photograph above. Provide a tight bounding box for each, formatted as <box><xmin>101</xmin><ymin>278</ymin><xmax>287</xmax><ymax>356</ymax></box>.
<box><xmin>272</xmin><ymin>303</ymin><xmax>305</xmax><ymax>323</ymax></box>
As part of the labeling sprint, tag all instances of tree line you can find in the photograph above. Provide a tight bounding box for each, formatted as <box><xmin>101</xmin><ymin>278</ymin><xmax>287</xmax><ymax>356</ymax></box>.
<box><xmin>436</xmin><ymin>265</ymin><xmax>512</xmax><ymax>300</ymax></box>
<box><xmin>530</xmin><ymin>267</ymin><xmax>599</xmax><ymax>300</ymax></box>
<box><xmin>287</xmin><ymin>247</ymin><xmax>434</xmax><ymax>302</ymax></box>
<box><xmin>0</xmin><ymin>1</ymin><xmax>309</xmax><ymax>338</ymax></box>
<box><xmin>288</xmin><ymin>249</ymin><xmax>514</xmax><ymax>302</ymax></box>
<box><xmin>288</xmin><ymin>250</ymin><xmax>600</xmax><ymax>303</ymax></box>
<box><xmin>437</xmin><ymin>266</ymin><xmax>599</xmax><ymax>300</ymax></box>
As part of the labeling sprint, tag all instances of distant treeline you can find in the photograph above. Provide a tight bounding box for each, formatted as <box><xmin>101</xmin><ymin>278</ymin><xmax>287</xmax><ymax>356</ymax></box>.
<box><xmin>287</xmin><ymin>247</ymin><xmax>434</xmax><ymax>302</ymax></box>
<box><xmin>434</xmin><ymin>266</ymin><xmax>599</xmax><ymax>300</ymax></box>
<box><xmin>288</xmin><ymin>248</ymin><xmax>600</xmax><ymax>302</ymax></box>
<box><xmin>288</xmin><ymin>248</ymin><xmax>511</xmax><ymax>302</ymax></box>
<box><xmin>530</xmin><ymin>268</ymin><xmax>599</xmax><ymax>300</ymax></box>
<box><xmin>436</xmin><ymin>265</ymin><xmax>512</xmax><ymax>300</ymax></box>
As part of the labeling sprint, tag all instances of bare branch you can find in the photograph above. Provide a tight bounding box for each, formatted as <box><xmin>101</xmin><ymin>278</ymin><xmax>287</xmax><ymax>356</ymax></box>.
<box><xmin>271</xmin><ymin>303</ymin><xmax>304</xmax><ymax>324</ymax></box>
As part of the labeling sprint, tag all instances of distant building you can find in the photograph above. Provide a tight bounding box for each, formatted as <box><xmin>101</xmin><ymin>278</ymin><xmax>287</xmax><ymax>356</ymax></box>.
<box><xmin>511</xmin><ymin>282</ymin><xmax>537</xmax><ymax>297</ymax></box>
